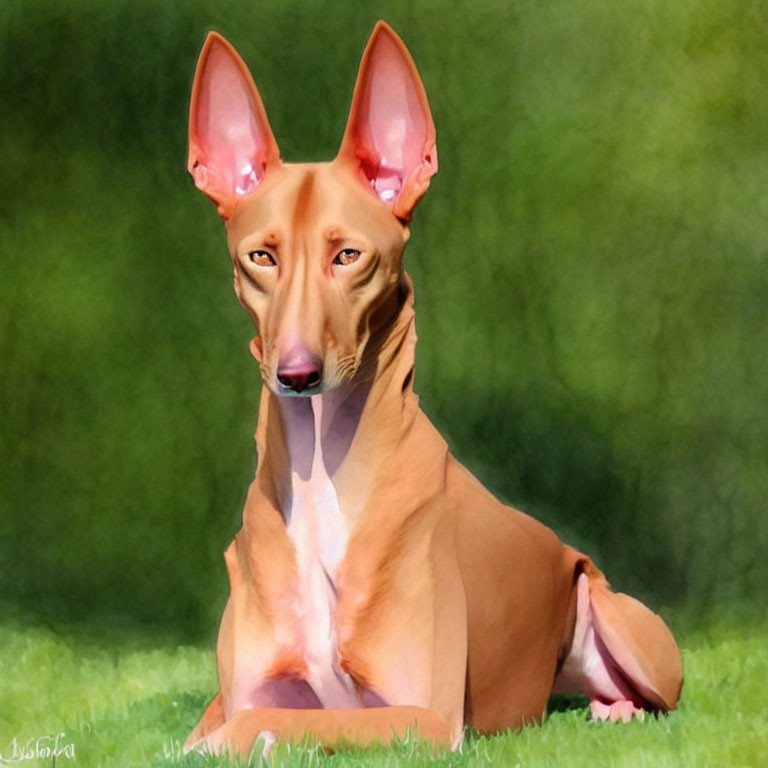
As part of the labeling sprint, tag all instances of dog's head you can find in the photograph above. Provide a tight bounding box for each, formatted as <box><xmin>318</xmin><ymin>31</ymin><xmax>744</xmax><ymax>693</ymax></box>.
<box><xmin>187</xmin><ymin>22</ymin><xmax>436</xmax><ymax>396</ymax></box>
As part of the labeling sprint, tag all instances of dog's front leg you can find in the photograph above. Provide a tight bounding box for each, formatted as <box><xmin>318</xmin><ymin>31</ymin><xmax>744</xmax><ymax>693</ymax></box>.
<box><xmin>188</xmin><ymin>705</ymin><xmax>453</xmax><ymax>758</ymax></box>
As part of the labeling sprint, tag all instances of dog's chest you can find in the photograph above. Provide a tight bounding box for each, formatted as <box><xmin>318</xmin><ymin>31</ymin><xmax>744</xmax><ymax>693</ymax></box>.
<box><xmin>284</xmin><ymin>398</ymin><xmax>358</xmax><ymax>707</ymax></box>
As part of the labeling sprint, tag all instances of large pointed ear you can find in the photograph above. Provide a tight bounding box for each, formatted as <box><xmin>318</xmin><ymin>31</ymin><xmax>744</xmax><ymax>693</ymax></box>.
<box><xmin>338</xmin><ymin>21</ymin><xmax>437</xmax><ymax>222</ymax></box>
<box><xmin>188</xmin><ymin>32</ymin><xmax>280</xmax><ymax>218</ymax></box>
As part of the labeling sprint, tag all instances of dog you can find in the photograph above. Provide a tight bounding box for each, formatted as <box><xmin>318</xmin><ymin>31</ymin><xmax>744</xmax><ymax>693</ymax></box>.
<box><xmin>183</xmin><ymin>21</ymin><xmax>683</xmax><ymax>757</ymax></box>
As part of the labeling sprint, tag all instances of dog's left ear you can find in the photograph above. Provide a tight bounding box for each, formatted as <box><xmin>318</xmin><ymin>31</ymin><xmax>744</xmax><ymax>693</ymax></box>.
<box><xmin>338</xmin><ymin>21</ymin><xmax>437</xmax><ymax>222</ymax></box>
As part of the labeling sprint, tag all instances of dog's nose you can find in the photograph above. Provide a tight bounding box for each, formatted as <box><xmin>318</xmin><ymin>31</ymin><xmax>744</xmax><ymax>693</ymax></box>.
<box><xmin>276</xmin><ymin>356</ymin><xmax>323</xmax><ymax>394</ymax></box>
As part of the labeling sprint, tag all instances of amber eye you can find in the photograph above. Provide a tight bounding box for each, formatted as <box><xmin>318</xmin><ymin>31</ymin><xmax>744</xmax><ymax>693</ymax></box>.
<box><xmin>247</xmin><ymin>250</ymin><xmax>277</xmax><ymax>267</ymax></box>
<box><xmin>333</xmin><ymin>248</ymin><xmax>361</xmax><ymax>266</ymax></box>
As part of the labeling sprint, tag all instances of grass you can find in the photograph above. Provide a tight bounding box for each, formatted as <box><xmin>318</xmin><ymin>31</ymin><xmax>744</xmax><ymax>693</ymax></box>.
<box><xmin>1</xmin><ymin>619</ymin><xmax>766</xmax><ymax>767</ymax></box>
<box><xmin>2</xmin><ymin>0</ymin><xmax>768</xmax><ymax>636</ymax></box>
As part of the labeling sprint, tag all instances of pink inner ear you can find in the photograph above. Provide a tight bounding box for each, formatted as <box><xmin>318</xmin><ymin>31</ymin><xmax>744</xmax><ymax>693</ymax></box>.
<box><xmin>350</xmin><ymin>29</ymin><xmax>433</xmax><ymax>205</ymax></box>
<box><xmin>190</xmin><ymin>38</ymin><xmax>275</xmax><ymax>203</ymax></box>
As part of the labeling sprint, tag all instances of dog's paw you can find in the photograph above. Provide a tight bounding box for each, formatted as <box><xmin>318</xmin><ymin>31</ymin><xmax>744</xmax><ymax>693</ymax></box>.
<box><xmin>589</xmin><ymin>699</ymin><xmax>645</xmax><ymax>723</ymax></box>
<box><xmin>184</xmin><ymin>731</ymin><xmax>223</xmax><ymax>757</ymax></box>
<box><xmin>252</xmin><ymin>730</ymin><xmax>277</xmax><ymax>760</ymax></box>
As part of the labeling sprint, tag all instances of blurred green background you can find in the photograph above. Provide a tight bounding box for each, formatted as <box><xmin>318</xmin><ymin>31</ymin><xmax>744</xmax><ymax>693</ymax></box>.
<box><xmin>1</xmin><ymin>0</ymin><xmax>765</xmax><ymax>642</ymax></box>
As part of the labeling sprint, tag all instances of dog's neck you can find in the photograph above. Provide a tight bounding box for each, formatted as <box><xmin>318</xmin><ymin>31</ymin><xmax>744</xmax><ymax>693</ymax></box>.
<box><xmin>250</xmin><ymin>274</ymin><xmax>440</xmax><ymax>529</ymax></box>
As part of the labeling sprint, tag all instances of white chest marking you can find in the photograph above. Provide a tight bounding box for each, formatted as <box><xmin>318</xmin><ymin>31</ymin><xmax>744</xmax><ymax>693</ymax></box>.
<box><xmin>285</xmin><ymin>395</ymin><xmax>358</xmax><ymax>707</ymax></box>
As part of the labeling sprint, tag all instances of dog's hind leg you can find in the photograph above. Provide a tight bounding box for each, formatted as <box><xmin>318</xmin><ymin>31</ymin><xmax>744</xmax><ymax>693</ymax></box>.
<box><xmin>553</xmin><ymin>565</ymin><xmax>683</xmax><ymax>720</ymax></box>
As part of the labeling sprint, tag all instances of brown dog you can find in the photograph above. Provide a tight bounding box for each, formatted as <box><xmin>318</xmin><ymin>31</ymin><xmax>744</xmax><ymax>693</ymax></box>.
<box><xmin>183</xmin><ymin>21</ymin><xmax>683</xmax><ymax>758</ymax></box>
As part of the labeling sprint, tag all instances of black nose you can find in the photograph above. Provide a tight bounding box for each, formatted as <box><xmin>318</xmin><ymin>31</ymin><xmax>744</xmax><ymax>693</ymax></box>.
<box><xmin>276</xmin><ymin>362</ymin><xmax>322</xmax><ymax>393</ymax></box>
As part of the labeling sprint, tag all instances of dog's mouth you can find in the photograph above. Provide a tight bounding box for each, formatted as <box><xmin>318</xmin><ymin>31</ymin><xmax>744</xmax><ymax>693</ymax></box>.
<box><xmin>274</xmin><ymin>369</ymin><xmax>324</xmax><ymax>397</ymax></box>
<box><xmin>276</xmin><ymin>361</ymin><xmax>321</xmax><ymax>392</ymax></box>
<box><xmin>252</xmin><ymin>336</ymin><xmax>361</xmax><ymax>398</ymax></box>
<box><xmin>259</xmin><ymin>362</ymin><xmax>337</xmax><ymax>398</ymax></box>
<box><xmin>269</xmin><ymin>375</ymin><xmax>347</xmax><ymax>398</ymax></box>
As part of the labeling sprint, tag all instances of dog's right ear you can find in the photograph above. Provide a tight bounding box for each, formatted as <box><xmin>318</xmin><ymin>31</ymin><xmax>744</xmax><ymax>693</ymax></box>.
<box><xmin>188</xmin><ymin>32</ymin><xmax>280</xmax><ymax>218</ymax></box>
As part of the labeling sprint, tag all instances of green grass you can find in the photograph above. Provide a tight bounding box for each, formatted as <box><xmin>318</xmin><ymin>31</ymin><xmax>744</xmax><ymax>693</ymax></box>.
<box><xmin>1</xmin><ymin>620</ymin><xmax>766</xmax><ymax>767</ymax></box>
<box><xmin>2</xmin><ymin>0</ymin><xmax>767</xmax><ymax>637</ymax></box>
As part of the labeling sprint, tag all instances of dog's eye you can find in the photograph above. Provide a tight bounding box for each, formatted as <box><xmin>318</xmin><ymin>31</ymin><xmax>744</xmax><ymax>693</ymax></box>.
<box><xmin>247</xmin><ymin>250</ymin><xmax>276</xmax><ymax>267</ymax></box>
<box><xmin>333</xmin><ymin>248</ymin><xmax>361</xmax><ymax>266</ymax></box>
